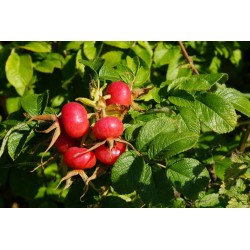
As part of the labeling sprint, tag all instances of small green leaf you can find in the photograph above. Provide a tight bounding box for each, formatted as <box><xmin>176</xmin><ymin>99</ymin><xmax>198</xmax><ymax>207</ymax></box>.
<box><xmin>104</xmin><ymin>41</ymin><xmax>134</xmax><ymax>49</ymax></box>
<box><xmin>154</xmin><ymin>42</ymin><xmax>181</xmax><ymax>68</ymax></box>
<box><xmin>116</xmin><ymin>64</ymin><xmax>134</xmax><ymax>84</ymax></box>
<box><xmin>168</xmin><ymin>73</ymin><xmax>228</xmax><ymax>92</ymax></box>
<box><xmin>148</xmin><ymin>132</ymin><xmax>199</xmax><ymax>160</ymax></box>
<box><xmin>6</xmin><ymin>97</ymin><xmax>21</xmax><ymax>114</ymax></box>
<box><xmin>79</xmin><ymin>57</ymin><xmax>104</xmax><ymax>76</ymax></box>
<box><xmin>21</xmin><ymin>91</ymin><xmax>49</xmax><ymax>116</ymax></box>
<box><xmin>34</xmin><ymin>53</ymin><xmax>64</xmax><ymax>73</ymax></box>
<box><xmin>168</xmin><ymin>90</ymin><xmax>194</xmax><ymax>107</ymax></box>
<box><xmin>216</xmin><ymin>88</ymin><xmax>250</xmax><ymax>117</ymax></box>
<box><xmin>83</xmin><ymin>41</ymin><xmax>97</xmax><ymax>60</ymax></box>
<box><xmin>99</xmin><ymin>64</ymin><xmax>121</xmax><ymax>81</ymax></box>
<box><xmin>126</xmin><ymin>56</ymin><xmax>140</xmax><ymax>75</ymax></box>
<box><xmin>194</xmin><ymin>93</ymin><xmax>237</xmax><ymax>134</ymax></box>
<box><xmin>19</xmin><ymin>42</ymin><xmax>51</xmax><ymax>53</ymax></box>
<box><xmin>101</xmin><ymin>51</ymin><xmax>123</xmax><ymax>66</ymax></box>
<box><xmin>124</xmin><ymin>123</ymin><xmax>144</xmax><ymax>142</ymax></box>
<box><xmin>111</xmin><ymin>151</ymin><xmax>144</xmax><ymax>194</ymax></box>
<box><xmin>167</xmin><ymin>158</ymin><xmax>209</xmax><ymax>199</ymax></box>
<box><xmin>136</xmin><ymin>117</ymin><xmax>178</xmax><ymax>151</ymax></box>
<box><xmin>132</xmin><ymin>42</ymin><xmax>152</xmax><ymax>66</ymax></box>
<box><xmin>195</xmin><ymin>193</ymin><xmax>220</xmax><ymax>207</ymax></box>
<box><xmin>76</xmin><ymin>49</ymin><xmax>85</xmax><ymax>75</ymax></box>
<box><xmin>7</xmin><ymin>124</ymin><xmax>34</xmax><ymax>160</ymax></box>
<box><xmin>6</xmin><ymin>51</ymin><xmax>33</xmax><ymax>96</ymax></box>
<box><xmin>133</xmin><ymin>61</ymin><xmax>150</xmax><ymax>87</ymax></box>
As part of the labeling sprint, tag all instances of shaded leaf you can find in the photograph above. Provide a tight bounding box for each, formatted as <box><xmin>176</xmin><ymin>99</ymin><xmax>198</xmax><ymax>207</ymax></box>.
<box><xmin>111</xmin><ymin>151</ymin><xmax>144</xmax><ymax>194</ymax></box>
<box><xmin>7</xmin><ymin>124</ymin><xmax>34</xmax><ymax>160</ymax></box>
<box><xmin>167</xmin><ymin>158</ymin><xmax>209</xmax><ymax>199</ymax></box>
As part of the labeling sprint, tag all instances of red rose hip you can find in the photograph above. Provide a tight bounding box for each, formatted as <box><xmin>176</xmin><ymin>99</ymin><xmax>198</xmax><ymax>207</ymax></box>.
<box><xmin>63</xmin><ymin>147</ymin><xmax>96</xmax><ymax>170</ymax></box>
<box><xmin>61</xmin><ymin>102</ymin><xmax>89</xmax><ymax>138</ymax></box>
<box><xmin>105</xmin><ymin>81</ymin><xmax>131</xmax><ymax>107</ymax></box>
<box><xmin>92</xmin><ymin>116</ymin><xmax>124</xmax><ymax>140</ymax></box>
<box><xmin>94</xmin><ymin>142</ymin><xmax>126</xmax><ymax>165</ymax></box>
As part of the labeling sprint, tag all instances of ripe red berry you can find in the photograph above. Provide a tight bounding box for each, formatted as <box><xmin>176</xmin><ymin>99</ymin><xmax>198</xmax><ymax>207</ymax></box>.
<box><xmin>55</xmin><ymin>130</ymin><xmax>79</xmax><ymax>154</ymax></box>
<box><xmin>92</xmin><ymin>116</ymin><xmax>124</xmax><ymax>140</ymax></box>
<box><xmin>63</xmin><ymin>147</ymin><xmax>96</xmax><ymax>170</ymax></box>
<box><xmin>105</xmin><ymin>81</ymin><xmax>131</xmax><ymax>107</ymax></box>
<box><xmin>61</xmin><ymin>102</ymin><xmax>89</xmax><ymax>138</ymax></box>
<box><xmin>94</xmin><ymin>142</ymin><xmax>126</xmax><ymax>165</ymax></box>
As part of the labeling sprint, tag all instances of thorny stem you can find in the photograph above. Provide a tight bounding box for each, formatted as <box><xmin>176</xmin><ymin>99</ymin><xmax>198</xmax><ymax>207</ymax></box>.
<box><xmin>178</xmin><ymin>41</ymin><xmax>199</xmax><ymax>75</ymax></box>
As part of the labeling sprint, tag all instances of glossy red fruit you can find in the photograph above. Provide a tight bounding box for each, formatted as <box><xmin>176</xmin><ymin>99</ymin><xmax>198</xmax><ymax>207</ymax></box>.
<box><xmin>92</xmin><ymin>116</ymin><xmax>124</xmax><ymax>140</ymax></box>
<box><xmin>94</xmin><ymin>142</ymin><xmax>126</xmax><ymax>165</ymax></box>
<box><xmin>55</xmin><ymin>130</ymin><xmax>79</xmax><ymax>154</ymax></box>
<box><xmin>105</xmin><ymin>81</ymin><xmax>131</xmax><ymax>107</ymax></box>
<box><xmin>63</xmin><ymin>147</ymin><xmax>96</xmax><ymax>170</ymax></box>
<box><xmin>61</xmin><ymin>102</ymin><xmax>89</xmax><ymax>138</ymax></box>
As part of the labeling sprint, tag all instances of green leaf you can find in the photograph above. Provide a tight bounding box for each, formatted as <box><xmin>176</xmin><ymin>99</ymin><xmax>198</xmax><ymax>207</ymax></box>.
<box><xmin>0</xmin><ymin>123</ymin><xmax>26</xmax><ymax>158</ymax></box>
<box><xmin>7</xmin><ymin>124</ymin><xmax>34</xmax><ymax>160</ymax></box>
<box><xmin>126</xmin><ymin>56</ymin><xmax>140</xmax><ymax>75</ymax></box>
<box><xmin>133</xmin><ymin>61</ymin><xmax>150</xmax><ymax>87</ymax></box>
<box><xmin>154</xmin><ymin>42</ymin><xmax>180</xmax><ymax>67</ymax></box>
<box><xmin>177</xmin><ymin>107</ymin><xmax>200</xmax><ymax>134</ymax></box>
<box><xmin>34</xmin><ymin>53</ymin><xmax>64</xmax><ymax>73</ymax></box>
<box><xmin>6</xmin><ymin>51</ymin><xmax>33</xmax><ymax>96</ymax></box>
<box><xmin>167</xmin><ymin>158</ymin><xmax>209</xmax><ymax>199</ymax></box>
<box><xmin>132</xmin><ymin>42</ymin><xmax>152</xmax><ymax>66</ymax></box>
<box><xmin>124</xmin><ymin>123</ymin><xmax>144</xmax><ymax>142</ymax></box>
<box><xmin>83</xmin><ymin>41</ymin><xmax>97</xmax><ymax>60</ymax></box>
<box><xmin>19</xmin><ymin>42</ymin><xmax>51</xmax><ymax>53</ymax></box>
<box><xmin>6</xmin><ymin>97</ymin><xmax>21</xmax><ymax>114</ymax></box>
<box><xmin>76</xmin><ymin>49</ymin><xmax>85</xmax><ymax>75</ymax></box>
<box><xmin>101</xmin><ymin>51</ymin><xmax>123</xmax><ymax>66</ymax></box>
<box><xmin>111</xmin><ymin>151</ymin><xmax>144</xmax><ymax>194</ymax></box>
<box><xmin>168</xmin><ymin>73</ymin><xmax>228</xmax><ymax>92</ymax></box>
<box><xmin>168</xmin><ymin>90</ymin><xmax>194</xmax><ymax>107</ymax></box>
<box><xmin>104</xmin><ymin>41</ymin><xmax>134</xmax><ymax>49</ymax></box>
<box><xmin>21</xmin><ymin>91</ymin><xmax>49</xmax><ymax>116</ymax></box>
<box><xmin>136</xmin><ymin>117</ymin><xmax>178</xmax><ymax>151</ymax></box>
<box><xmin>194</xmin><ymin>93</ymin><xmax>237</xmax><ymax>134</ymax></box>
<box><xmin>116</xmin><ymin>64</ymin><xmax>134</xmax><ymax>84</ymax></box>
<box><xmin>99</xmin><ymin>64</ymin><xmax>121</xmax><ymax>81</ymax></box>
<box><xmin>195</xmin><ymin>193</ymin><xmax>220</xmax><ymax>207</ymax></box>
<box><xmin>148</xmin><ymin>132</ymin><xmax>199</xmax><ymax>160</ymax></box>
<box><xmin>137</xmin><ymin>163</ymin><xmax>158</xmax><ymax>206</ymax></box>
<box><xmin>216</xmin><ymin>88</ymin><xmax>250</xmax><ymax>117</ymax></box>
<box><xmin>79</xmin><ymin>57</ymin><xmax>104</xmax><ymax>76</ymax></box>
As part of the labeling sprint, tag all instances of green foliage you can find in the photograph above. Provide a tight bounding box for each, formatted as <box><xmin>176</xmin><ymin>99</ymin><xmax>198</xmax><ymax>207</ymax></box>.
<box><xmin>1</xmin><ymin>41</ymin><xmax>250</xmax><ymax>208</ymax></box>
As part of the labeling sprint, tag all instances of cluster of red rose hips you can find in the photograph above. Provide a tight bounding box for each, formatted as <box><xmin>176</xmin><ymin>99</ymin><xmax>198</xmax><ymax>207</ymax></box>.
<box><xmin>54</xmin><ymin>81</ymin><xmax>132</xmax><ymax>171</ymax></box>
